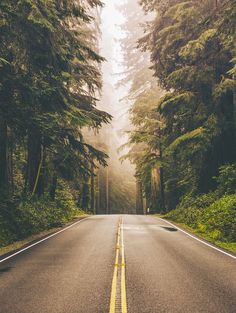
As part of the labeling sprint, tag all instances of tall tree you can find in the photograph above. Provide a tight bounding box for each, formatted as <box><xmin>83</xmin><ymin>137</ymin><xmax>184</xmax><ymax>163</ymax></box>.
<box><xmin>138</xmin><ymin>0</ymin><xmax>236</xmax><ymax>209</ymax></box>
<box><xmin>0</xmin><ymin>0</ymin><xmax>111</xmax><ymax>203</ymax></box>
<box><xmin>118</xmin><ymin>1</ymin><xmax>165</xmax><ymax>212</ymax></box>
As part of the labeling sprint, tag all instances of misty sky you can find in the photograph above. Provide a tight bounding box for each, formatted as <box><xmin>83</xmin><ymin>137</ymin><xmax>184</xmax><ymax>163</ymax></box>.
<box><xmin>100</xmin><ymin>0</ymin><xmax>133</xmax><ymax>173</ymax></box>
<box><xmin>101</xmin><ymin>0</ymin><xmax>126</xmax><ymax>75</ymax></box>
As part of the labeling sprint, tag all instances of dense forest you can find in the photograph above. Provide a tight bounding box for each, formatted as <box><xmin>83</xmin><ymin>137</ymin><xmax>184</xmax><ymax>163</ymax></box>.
<box><xmin>0</xmin><ymin>0</ymin><xmax>235</xmax><ymax>250</ymax></box>
<box><xmin>0</xmin><ymin>0</ymin><xmax>113</xmax><ymax>245</ymax></box>
<box><xmin>121</xmin><ymin>0</ymin><xmax>236</xmax><ymax>247</ymax></box>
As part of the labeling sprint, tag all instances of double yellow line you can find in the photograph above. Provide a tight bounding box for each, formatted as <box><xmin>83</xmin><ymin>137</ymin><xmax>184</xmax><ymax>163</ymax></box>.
<box><xmin>109</xmin><ymin>217</ymin><xmax>127</xmax><ymax>313</ymax></box>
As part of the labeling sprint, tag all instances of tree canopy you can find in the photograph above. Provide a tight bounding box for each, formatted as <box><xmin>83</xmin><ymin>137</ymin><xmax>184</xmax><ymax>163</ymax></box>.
<box><xmin>122</xmin><ymin>0</ymin><xmax>236</xmax><ymax>212</ymax></box>
<box><xmin>0</xmin><ymin>0</ymin><xmax>111</xmax><ymax>223</ymax></box>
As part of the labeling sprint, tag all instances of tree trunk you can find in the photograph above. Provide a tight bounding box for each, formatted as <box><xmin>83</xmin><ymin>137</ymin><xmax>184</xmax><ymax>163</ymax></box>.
<box><xmin>90</xmin><ymin>163</ymin><xmax>95</xmax><ymax>214</ymax></box>
<box><xmin>96</xmin><ymin>171</ymin><xmax>100</xmax><ymax>214</ymax></box>
<box><xmin>49</xmin><ymin>172</ymin><xmax>57</xmax><ymax>200</ymax></box>
<box><xmin>81</xmin><ymin>181</ymin><xmax>90</xmax><ymax>211</ymax></box>
<box><xmin>0</xmin><ymin>120</ymin><xmax>10</xmax><ymax>192</ymax></box>
<box><xmin>234</xmin><ymin>89</ymin><xmax>236</xmax><ymax>152</ymax></box>
<box><xmin>27</xmin><ymin>130</ymin><xmax>44</xmax><ymax>195</ymax></box>
<box><xmin>9</xmin><ymin>142</ymin><xmax>14</xmax><ymax>190</ymax></box>
<box><xmin>136</xmin><ymin>179</ymin><xmax>144</xmax><ymax>215</ymax></box>
<box><xmin>151</xmin><ymin>167</ymin><xmax>159</xmax><ymax>212</ymax></box>
<box><xmin>96</xmin><ymin>167</ymin><xmax>106</xmax><ymax>214</ymax></box>
<box><xmin>106</xmin><ymin>167</ymin><xmax>109</xmax><ymax>215</ymax></box>
<box><xmin>159</xmin><ymin>143</ymin><xmax>166</xmax><ymax>212</ymax></box>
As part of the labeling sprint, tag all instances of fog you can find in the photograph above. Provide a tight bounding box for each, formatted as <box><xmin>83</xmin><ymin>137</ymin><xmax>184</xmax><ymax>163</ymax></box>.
<box><xmin>93</xmin><ymin>0</ymin><xmax>136</xmax><ymax>213</ymax></box>
<box><xmin>100</xmin><ymin>0</ymin><xmax>132</xmax><ymax>170</ymax></box>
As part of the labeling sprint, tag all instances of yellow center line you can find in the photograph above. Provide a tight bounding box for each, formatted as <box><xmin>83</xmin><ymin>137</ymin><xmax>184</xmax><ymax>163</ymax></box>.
<box><xmin>121</xmin><ymin>217</ymin><xmax>128</xmax><ymax>313</ymax></box>
<box><xmin>109</xmin><ymin>217</ymin><xmax>128</xmax><ymax>313</ymax></box>
<box><xmin>109</xmin><ymin>218</ymin><xmax>121</xmax><ymax>313</ymax></box>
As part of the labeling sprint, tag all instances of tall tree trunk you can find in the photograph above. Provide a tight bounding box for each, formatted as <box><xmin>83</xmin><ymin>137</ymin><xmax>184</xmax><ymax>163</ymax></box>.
<box><xmin>81</xmin><ymin>182</ymin><xmax>90</xmax><ymax>211</ymax></box>
<box><xmin>0</xmin><ymin>120</ymin><xmax>10</xmax><ymax>192</ymax></box>
<box><xmin>159</xmin><ymin>143</ymin><xmax>166</xmax><ymax>212</ymax></box>
<box><xmin>27</xmin><ymin>130</ymin><xmax>44</xmax><ymax>195</ymax></box>
<box><xmin>90</xmin><ymin>163</ymin><xmax>95</xmax><ymax>214</ymax></box>
<box><xmin>49</xmin><ymin>171</ymin><xmax>57</xmax><ymax>200</ymax></box>
<box><xmin>9</xmin><ymin>142</ymin><xmax>14</xmax><ymax>190</ymax></box>
<box><xmin>234</xmin><ymin>90</ymin><xmax>236</xmax><ymax>154</ymax></box>
<box><xmin>136</xmin><ymin>179</ymin><xmax>144</xmax><ymax>215</ymax></box>
<box><xmin>96</xmin><ymin>171</ymin><xmax>100</xmax><ymax>214</ymax></box>
<box><xmin>37</xmin><ymin>146</ymin><xmax>46</xmax><ymax>196</ymax></box>
<box><xmin>97</xmin><ymin>167</ymin><xmax>106</xmax><ymax>214</ymax></box>
<box><xmin>151</xmin><ymin>167</ymin><xmax>159</xmax><ymax>212</ymax></box>
<box><xmin>106</xmin><ymin>167</ymin><xmax>109</xmax><ymax>215</ymax></box>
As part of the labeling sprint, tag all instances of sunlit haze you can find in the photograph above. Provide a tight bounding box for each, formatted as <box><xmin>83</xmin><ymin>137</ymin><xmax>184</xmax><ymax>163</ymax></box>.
<box><xmin>100</xmin><ymin>0</ymin><xmax>134</xmax><ymax>176</ymax></box>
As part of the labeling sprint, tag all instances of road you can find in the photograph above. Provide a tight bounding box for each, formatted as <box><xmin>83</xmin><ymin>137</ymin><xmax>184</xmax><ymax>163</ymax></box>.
<box><xmin>0</xmin><ymin>215</ymin><xmax>235</xmax><ymax>313</ymax></box>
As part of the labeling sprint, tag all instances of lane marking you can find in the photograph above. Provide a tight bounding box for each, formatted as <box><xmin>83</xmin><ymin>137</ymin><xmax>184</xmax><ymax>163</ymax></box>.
<box><xmin>109</xmin><ymin>218</ymin><xmax>121</xmax><ymax>313</ymax></box>
<box><xmin>121</xmin><ymin>218</ymin><xmax>127</xmax><ymax>313</ymax></box>
<box><xmin>109</xmin><ymin>217</ymin><xmax>128</xmax><ymax>313</ymax></box>
<box><xmin>159</xmin><ymin>217</ymin><xmax>236</xmax><ymax>260</ymax></box>
<box><xmin>0</xmin><ymin>217</ymin><xmax>89</xmax><ymax>264</ymax></box>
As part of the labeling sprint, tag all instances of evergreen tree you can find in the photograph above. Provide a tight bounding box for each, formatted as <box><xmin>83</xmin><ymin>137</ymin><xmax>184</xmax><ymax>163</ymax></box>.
<box><xmin>0</xmin><ymin>1</ymin><xmax>111</xmax><ymax>208</ymax></box>
<box><xmin>137</xmin><ymin>0</ymin><xmax>236</xmax><ymax>209</ymax></box>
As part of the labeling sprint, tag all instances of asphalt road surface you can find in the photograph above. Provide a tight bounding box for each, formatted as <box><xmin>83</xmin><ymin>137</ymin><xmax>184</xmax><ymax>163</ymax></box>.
<box><xmin>0</xmin><ymin>215</ymin><xmax>235</xmax><ymax>313</ymax></box>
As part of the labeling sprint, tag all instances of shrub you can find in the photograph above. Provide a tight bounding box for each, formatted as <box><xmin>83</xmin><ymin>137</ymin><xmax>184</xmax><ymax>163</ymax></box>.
<box><xmin>200</xmin><ymin>195</ymin><xmax>236</xmax><ymax>242</ymax></box>
<box><xmin>166</xmin><ymin>194</ymin><xmax>236</xmax><ymax>242</ymax></box>
<box><xmin>215</xmin><ymin>164</ymin><xmax>236</xmax><ymax>195</ymax></box>
<box><xmin>0</xmin><ymin>184</ymin><xmax>85</xmax><ymax>247</ymax></box>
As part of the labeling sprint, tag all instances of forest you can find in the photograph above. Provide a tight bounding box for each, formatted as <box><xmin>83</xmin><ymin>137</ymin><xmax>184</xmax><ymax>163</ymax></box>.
<box><xmin>0</xmin><ymin>0</ymin><xmax>236</xmax><ymax>250</ymax></box>
<box><xmin>0</xmin><ymin>0</ymin><xmax>113</xmax><ymax>246</ymax></box>
<box><xmin>122</xmin><ymin>0</ymin><xmax>236</xmax><ymax>249</ymax></box>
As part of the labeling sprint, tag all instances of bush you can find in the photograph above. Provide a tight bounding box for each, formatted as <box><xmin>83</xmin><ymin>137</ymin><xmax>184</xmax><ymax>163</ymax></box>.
<box><xmin>166</xmin><ymin>194</ymin><xmax>236</xmax><ymax>242</ymax></box>
<box><xmin>0</xmin><ymin>184</ymin><xmax>85</xmax><ymax>247</ymax></box>
<box><xmin>178</xmin><ymin>192</ymin><xmax>218</xmax><ymax>209</ymax></box>
<box><xmin>215</xmin><ymin>164</ymin><xmax>236</xmax><ymax>195</ymax></box>
<box><xmin>201</xmin><ymin>195</ymin><xmax>236</xmax><ymax>242</ymax></box>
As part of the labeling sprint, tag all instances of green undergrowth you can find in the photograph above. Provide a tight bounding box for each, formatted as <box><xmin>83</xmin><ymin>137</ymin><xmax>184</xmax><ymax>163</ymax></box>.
<box><xmin>165</xmin><ymin>193</ymin><xmax>236</xmax><ymax>252</ymax></box>
<box><xmin>0</xmin><ymin>188</ymin><xmax>87</xmax><ymax>249</ymax></box>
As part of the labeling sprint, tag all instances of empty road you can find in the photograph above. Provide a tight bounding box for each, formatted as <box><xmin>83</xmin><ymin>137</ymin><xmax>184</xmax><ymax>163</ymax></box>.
<box><xmin>0</xmin><ymin>215</ymin><xmax>235</xmax><ymax>313</ymax></box>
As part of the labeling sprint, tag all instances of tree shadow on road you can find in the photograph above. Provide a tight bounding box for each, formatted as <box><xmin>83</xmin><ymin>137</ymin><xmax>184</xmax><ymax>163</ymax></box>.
<box><xmin>161</xmin><ymin>226</ymin><xmax>178</xmax><ymax>232</ymax></box>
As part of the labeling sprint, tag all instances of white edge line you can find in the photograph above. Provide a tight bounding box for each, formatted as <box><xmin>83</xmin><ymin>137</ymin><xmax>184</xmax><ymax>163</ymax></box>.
<box><xmin>159</xmin><ymin>217</ymin><xmax>236</xmax><ymax>260</ymax></box>
<box><xmin>0</xmin><ymin>217</ymin><xmax>90</xmax><ymax>264</ymax></box>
